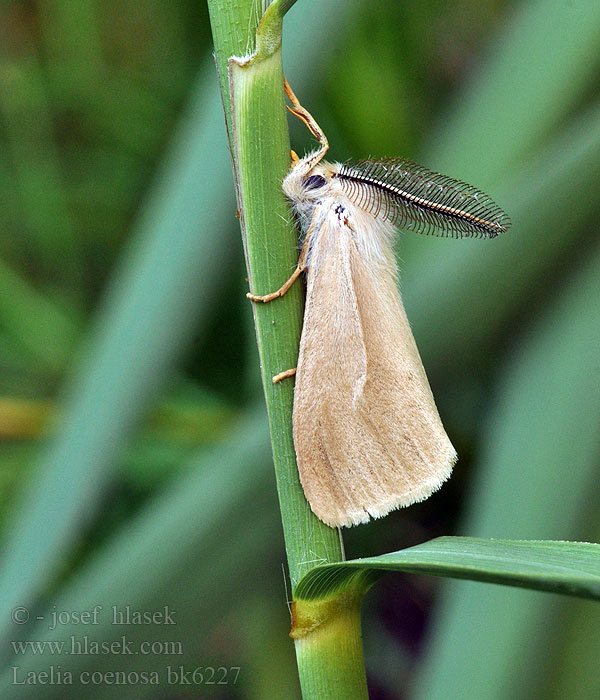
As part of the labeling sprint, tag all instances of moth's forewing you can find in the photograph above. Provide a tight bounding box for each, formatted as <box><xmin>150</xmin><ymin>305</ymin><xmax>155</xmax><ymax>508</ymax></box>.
<box><xmin>293</xmin><ymin>207</ymin><xmax>456</xmax><ymax>527</ymax></box>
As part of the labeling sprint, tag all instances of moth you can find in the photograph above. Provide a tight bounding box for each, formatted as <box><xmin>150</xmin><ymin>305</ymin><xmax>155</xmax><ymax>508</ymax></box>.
<box><xmin>249</xmin><ymin>81</ymin><xmax>511</xmax><ymax>528</ymax></box>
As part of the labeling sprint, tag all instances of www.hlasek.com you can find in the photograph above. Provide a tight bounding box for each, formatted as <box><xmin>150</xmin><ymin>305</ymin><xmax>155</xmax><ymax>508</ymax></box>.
<box><xmin>12</xmin><ymin>635</ymin><xmax>181</xmax><ymax>656</ymax></box>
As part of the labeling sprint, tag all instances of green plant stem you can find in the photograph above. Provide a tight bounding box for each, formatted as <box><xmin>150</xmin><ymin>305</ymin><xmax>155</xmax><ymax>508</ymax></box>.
<box><xmin>208</xmin><ymin>2</ymin><xmax>368</xmax><ymax>698</ymax></box>
<box><xmin>207</xmin><ymin>0</ymin><xmax>343</xmax><ymax>588</ymax></box>
<box><xmin>292</xmin><ymin>588</ymin><xmax>370</xmax><ymax>698</ymax></box>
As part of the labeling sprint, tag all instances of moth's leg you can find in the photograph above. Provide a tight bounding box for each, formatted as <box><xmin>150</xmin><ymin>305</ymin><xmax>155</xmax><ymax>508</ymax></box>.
<box><xmin>246</xmin><ymin>204</ymin><xmax>320</xmax><ymax>303</ymax></box>
<box><xmin>272</xmin><ymin>367</ymin><xmax>296</xmax><ymax>384</ymax></box>
<box><xmin>246</xmin><ymin>266</ymin><xmax>302</xmax><ymax>303</ymax></box>
<box><xmin>284</xmin><ymin>78</ymin><xmax>329</xmax><ymax>166</ymax></box>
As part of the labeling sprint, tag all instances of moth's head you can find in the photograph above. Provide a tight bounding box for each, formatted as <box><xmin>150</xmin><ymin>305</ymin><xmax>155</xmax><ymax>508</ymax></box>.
<box><xmin>282</xmin><ymin>155</ymin><xmax>339</xmax><ymax>221</ymax></box>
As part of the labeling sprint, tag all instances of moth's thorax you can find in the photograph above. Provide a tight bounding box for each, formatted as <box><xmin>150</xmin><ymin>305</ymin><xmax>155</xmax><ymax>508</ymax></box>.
<box><xmin>283</xmin><ymin>155</ymin><xmax>397</xmax><ymax>273</ymax></box>
<box><xmin>283</xmin><ymin>157</ymin><xmax>368</xmax><ymax>237</ymax></box>
<box><xmin>282</xmin><ymin>157</ymin><xmax>344</xmax><ymax>223</ymax></box>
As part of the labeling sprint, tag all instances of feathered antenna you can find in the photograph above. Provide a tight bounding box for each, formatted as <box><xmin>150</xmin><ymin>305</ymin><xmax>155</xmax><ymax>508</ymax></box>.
<box><xmin>337</xmin><ymin>158</ymin><xmax>511</xmax><ymax>238</ymax></box>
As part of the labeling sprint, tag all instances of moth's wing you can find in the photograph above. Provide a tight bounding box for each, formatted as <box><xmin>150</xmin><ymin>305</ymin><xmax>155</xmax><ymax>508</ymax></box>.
<box><xmin>293</xmin><ymin>213</ymin><xmax>369</xmax><ymax>527</ymax></box>
<box><xmin>293</xmin><ymin>212</ymin><xmax>456</xmax><ymax>527</ymax></box>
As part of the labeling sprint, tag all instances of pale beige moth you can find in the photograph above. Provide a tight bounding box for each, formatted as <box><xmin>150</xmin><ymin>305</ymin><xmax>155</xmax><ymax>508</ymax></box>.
<box><xmin>249</xmin><ymin>81</ymin><xmax>510</xmax><ymax>528</ymax></box>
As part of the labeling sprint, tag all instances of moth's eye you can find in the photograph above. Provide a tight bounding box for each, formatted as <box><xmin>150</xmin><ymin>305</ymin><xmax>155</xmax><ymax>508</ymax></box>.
<box><xmin>304</xmin><ymin>174</ymin><xmax>327</xmax><ymax>190</ymax></box>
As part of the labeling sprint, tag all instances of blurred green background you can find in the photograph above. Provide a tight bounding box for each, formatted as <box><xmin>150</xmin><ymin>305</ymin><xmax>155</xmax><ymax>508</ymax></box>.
<box><xmin>1</xmin><ymin>1</ymin><xmax>599</xmax><ymax>698</ymax></box>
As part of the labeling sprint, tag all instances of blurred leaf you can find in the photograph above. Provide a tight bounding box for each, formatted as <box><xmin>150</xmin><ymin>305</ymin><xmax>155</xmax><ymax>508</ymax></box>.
<box><xmin>0</xmin><ymin>58</ymin><xmax>81</xmax><ymax>288</ymax></box>
<box><xmin>413</xmin><ymin>219</ymin><xmax>600</xmax><ymax>700</ymax></box>
<box><xmin>423</xmin><ymin>0</ymin><xmax>600</xmax><ymax>184</ymax></box>
<box><xmin>0</xmin><ymin>59</ymin><xmax>238</xmax><ymax>640</ymax></box>
<box><xmin>0</xmin><ymin>407</ymin><xmax>277</xmax><ymax>700</ymax></box>
<box><xmin>405</xmin><ymin>100</ymin><xmax>600</xmax><ymax>374</ymax></box>
<box><xmin>0</xmin><ymin>397</ymin><xmax>52</xmax><ymax>439</ymax></box>
<box><xmin>541</xmin><ymin>573</ymin><xmax>600</xmax><ymax>700</ymax></box>
<box><xmin>0</xmin><ymin>257</ymin><xmax>81</xmax><ymax>374</ymax></box>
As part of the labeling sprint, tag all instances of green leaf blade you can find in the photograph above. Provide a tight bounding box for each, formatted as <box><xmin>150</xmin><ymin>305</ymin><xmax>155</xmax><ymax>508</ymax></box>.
<box><xmin>295</xmin><ymin>537</ymin><xmax>600</xmax><ymax>601</ymax></box>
